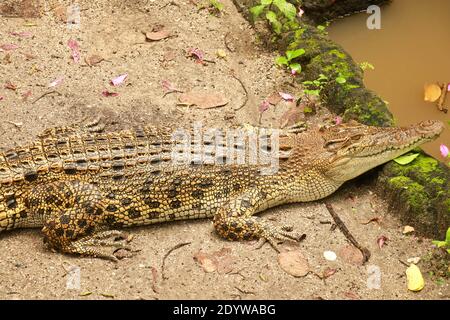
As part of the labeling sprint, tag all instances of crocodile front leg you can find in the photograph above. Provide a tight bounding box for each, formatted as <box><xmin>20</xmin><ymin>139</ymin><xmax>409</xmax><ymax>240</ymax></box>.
<box><xmin>29</xmin><ymin>181</ymin><xmax>129</xmax><ymax>261</ymax></box>
<box><xmin>213</xmin><ymin>190</ymin><xmax>303</xmax><ymax>250</ymax></box>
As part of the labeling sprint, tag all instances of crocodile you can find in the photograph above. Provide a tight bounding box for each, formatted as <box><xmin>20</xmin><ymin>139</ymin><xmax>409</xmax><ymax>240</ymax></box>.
<box><xmin>0</xmin><ymin>119</ymin><xmax>444</xmax><ymax>260</ymax></box>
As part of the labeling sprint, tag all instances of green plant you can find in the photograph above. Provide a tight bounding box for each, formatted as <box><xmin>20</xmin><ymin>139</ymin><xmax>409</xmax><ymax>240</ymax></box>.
<box><xmin>432</xmin><ymin>227</ymin><xmax>450</xmax><ymax>254</ymax></box>
<box><xmin>250</xmin><ymin>0</ymin><xmax>299</xmax><ymax>34</ymax></box>
<box><xmin>209</xmin><ymin>0</ymin><xmax>224</xmax><ymax>11</ymax></box>
<box><xmin>359</xmin><ymin>61</ymin><xmax>375</xmax><ymax>71</ymax></box>
<box><xmin>275</xmin><ymin>48</ymin><xmax>305</xmax><ymax>73</ymax></box>
<box><xmin>301</xmin><ymin>74</ymin><xmax>328</xmax><ymax>96</ymax></box>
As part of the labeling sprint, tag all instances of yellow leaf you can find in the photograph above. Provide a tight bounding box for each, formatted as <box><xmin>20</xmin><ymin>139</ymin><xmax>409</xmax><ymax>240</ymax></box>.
<box><xmin>406</xmin><ymin>264</ymin><xmax>425</xmax><ymax>292</ymax></box>
<box><xmin>424</xmin><ymin>84</ymin><xmax>441</xmax><ymax>102</ymax></box>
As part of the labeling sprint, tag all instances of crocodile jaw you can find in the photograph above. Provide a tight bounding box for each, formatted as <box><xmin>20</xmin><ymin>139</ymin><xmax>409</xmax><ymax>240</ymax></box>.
<box><xmin>325</xmin><ymin>120</ymin><xmax>444</xmax><ymax>183</ymax></box>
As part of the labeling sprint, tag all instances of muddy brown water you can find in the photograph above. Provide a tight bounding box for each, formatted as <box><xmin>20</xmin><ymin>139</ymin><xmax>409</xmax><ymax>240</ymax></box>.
<box><xmin>329</xmin><ymin>0</ymin><xmax>450</xmax><ymax>162</ymax></box>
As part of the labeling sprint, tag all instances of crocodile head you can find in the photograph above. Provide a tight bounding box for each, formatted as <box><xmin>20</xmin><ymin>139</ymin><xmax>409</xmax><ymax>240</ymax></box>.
<box><xmin>316</xmin><ymin>120</ymin><xmax>444</xmax><ymax>183</ymax></box>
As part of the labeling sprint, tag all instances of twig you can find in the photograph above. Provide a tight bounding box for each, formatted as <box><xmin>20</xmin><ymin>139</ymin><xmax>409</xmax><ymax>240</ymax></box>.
<box><xmin>224</xmin><ymin>32</ymin><xmax>235</xmax><ymax>52</ymax></box>
<box><xmin>161</xmin><ymin>242</ymin><xmax>191</xmax><ymax>280</ymax></box>
<box><xmin>230</xmin><ymin>72</ymin><xmax>249</xmax><ymax>111</ymax></box>
<box><xmin>234</xmin><ymin>286</ymin><xmax>255</xmax><ymax>295</ymax></box>
<box><xmin>32</xmin><ymin>90</ymin><xmax>61</xmax><ymax>104</ymax></box>
<box><xmin>324</xmin><ymin>203</ymin><xmax>371</xmax><ymax>264</ymax></box>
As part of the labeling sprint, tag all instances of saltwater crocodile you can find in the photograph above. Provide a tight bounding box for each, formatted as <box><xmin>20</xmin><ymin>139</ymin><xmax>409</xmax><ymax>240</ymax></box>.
<box><xmin>0</xmin><ymin>119</ymin><xmax>444</xmax><ymax>260</ymax></box>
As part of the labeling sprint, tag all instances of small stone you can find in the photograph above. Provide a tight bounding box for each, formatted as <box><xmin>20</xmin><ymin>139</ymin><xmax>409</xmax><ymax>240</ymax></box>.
<box><xmin>323</xmin><ymin>250</ymin><xmax>337</xmax><ymax>261</ymax></box>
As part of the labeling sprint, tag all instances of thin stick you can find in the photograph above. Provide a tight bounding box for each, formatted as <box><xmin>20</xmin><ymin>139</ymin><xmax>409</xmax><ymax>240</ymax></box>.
<box><xmin>224</xmin><ymin>32</ymin><xmax>235</xmax><ymax>52</ymax></box>
<box><xmin>230</xmin><ymin>73</ymin><xmax>249</xmax><ymax>110</ymax></box>
<box><xmin>324</xmin><ymin>202</ymin><xmax>371</xmax><ymax>264</ymax></box>
<box><xmin>32</xmin><ymin>90</ymin><xmax>61</xmax><ymax>104</ymax></box>
<box><xmin>161</xmin><ymin>242</ymin><xmax>191</xmax><ymax>280</ymax></box>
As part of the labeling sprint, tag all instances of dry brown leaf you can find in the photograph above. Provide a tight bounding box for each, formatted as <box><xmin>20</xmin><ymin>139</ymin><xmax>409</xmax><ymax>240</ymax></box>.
<box><xmin>193</xmin><ymin>252</ymin><xmax>218</xmax><ymax>273</ymax></box>
<box><xmin>85</xmin><ymin>54</ymin><xmax>104</xmax><ymax>66</ymax></box>
<box><xmin>424</xmin><ymin>83</ymin><xmax>442</xmax><ymax>102</ymax></box>
<box><xmin>403</xmin><ymin>225</ymin><xmax>415</xmax><ymax>234</ymax></box>
<box><xmin>338</xmin><ymin>245</ymin><xmax>364</xmax><ymax>266</ymax></box>
<box><xmin>267</xmin><ymin>92</ymin><xmax>282</xmax><ymax>105</ymax></box>
<box><xmin>361</xmin><ymin>216</ymin><xmax>382</xmax><ymax>225</ymax></box>
<box><xmin>279</xmin><ymin>103</ymin><xmax>303</xmax><ymax>128</ymax></box>
<box><xmin>162</xmin><ymin>48</ymin><xmax>177</xmax><ymax>62</ymax></box>
<box><xmin>179</xmin><ymin>92</ymin><xmax>229</xmax><ymax>109</ymax></box>
<box><xmin>278</xmin><ymin>250</ymin><xmax>309</xmax><ymax>277</ymax></box>
<box><xmin>146</xmin><ymin>30</ymin><xmax>171</xmax><ymax>41</ymax></box>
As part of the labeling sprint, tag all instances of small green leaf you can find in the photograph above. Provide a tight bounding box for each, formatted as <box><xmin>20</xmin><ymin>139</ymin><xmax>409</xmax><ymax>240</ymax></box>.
<box><xmin>290</xmin><ymin>63</ymin><xmax>301</xmax><ymax>73</ymax></box>
<box><xmin>250</xmin><ymin>5</ymin><xmax>266</xmax><ymax>19</ymax></box>
<box><xmin>303</xmin><ymin>106</ymin><xmax>313</xmax><ymax>113</ymax></box>
<box><xmin>445</xmin><ymin>227</ymin><xmax>450</xmax><ymax>243</ymax></box>
<box><xmin>286</xmin><ymin>48</ymin><xmax>305</xmax><ymax>61</ymax></box>
<box><xmin>266</xmin><ymin>11</ymin><xmax>282</xmax><ymax>34</ymax></box>
<box><xmin>318</xmin><ymin>74</ymin><xmax>328</xmax><ymax>81</ymax></box>
<box><xmin>317</xmin><ymin>25</ymin><xmax>326</xmax><ymax>31</ymax></box>
<box><xmin>273</xmin><ymin>0</ymin><xmax>297</xmax><ymax>21</ymax></box>
<box><xmin>304</xmin><ymin>89</ymin><xmax>320</xmax><ymax>96</ymax></box>
<box><xmin>393</xmin><ymin>153</ymin><xmax>420</xmax><ymax>165</ymax></box>
<box><xmin>265</xmin><ymin>10</ymin><xmax>277</xmax><ymax>23</ymax></box>
<box><xmin>336</xmin><ymin>77</ymin><xmax>347</xmax><ymax>84</ymax></box>
<box><xmin>275</xmin><ymin>56</ymin><xmax>289</xmax><ymax>66</ymax></box>
<box><xmin>261</xmin><ymin>0</ymin><xmax>273</xmax><ymax>4</ymax></box>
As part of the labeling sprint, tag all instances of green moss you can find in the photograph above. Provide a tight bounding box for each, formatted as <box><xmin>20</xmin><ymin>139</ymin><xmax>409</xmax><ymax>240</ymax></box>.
<box><xmin>389</xmin><ymin>154</ymin><xmax>440</xmax><ymax>182</ymax></box>
<box><xmin>388</xmin><ymin>176</ymin><xmax>429</xmax><ymax>212</ymax></box>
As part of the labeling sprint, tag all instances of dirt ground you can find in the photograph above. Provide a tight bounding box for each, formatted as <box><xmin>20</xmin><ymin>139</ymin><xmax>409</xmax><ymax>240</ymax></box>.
<box><xmin>0</xmin><ymin>0</ymin><xmax>448</xmax><ymax>300</ymax></box>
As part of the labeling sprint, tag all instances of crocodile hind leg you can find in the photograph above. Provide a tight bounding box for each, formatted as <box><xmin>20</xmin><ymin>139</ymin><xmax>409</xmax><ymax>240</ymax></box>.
<box><xmin>29</xmin><ymin>181</ymin><xmax>129</xmax><ymax>261</ymax></box>
<box><xmin>213</xmin><ymin>191</ymin><xmax>303</xmax><ymax>251</ymax></box>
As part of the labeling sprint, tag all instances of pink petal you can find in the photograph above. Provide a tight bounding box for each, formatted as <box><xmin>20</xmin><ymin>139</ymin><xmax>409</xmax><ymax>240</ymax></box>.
<box><xmin>188</xmin><ymin>48</ymin><xmax>205</xmax><ymax>63</ymax></box>
<box><xmin>0</xmin><ymin>44</ymin><xmax>19</xmax><ymax>51</ymax></box>
<box><xmin>335</xmin><ymin>116</ymin><xmax>342</xmax><ymax>125</ymax></box>
<box><xmin>447</xmin><ymin>83</ymin><xmax>450</xmax><ymax>92</ymax></box>
<box><xmin>0</xmin><ymin>96</ymin><xmax>4</xmax><ymax>101</ymax></box>
<box><xmin>298</xmin><ymin>8</ymin><xmax>305</xmax><ymax>17</ymax></box>
<box><xmin>259</xmin><ymin>100</ymin><xmax>270</xmax><ymax>113</ymax></box>
<box><xmin>48</xmin><ymin>76</ymin><xmax>64</xmax><ymax>88</ymax></box>
<box><xmin>10</xmin><ymin>31</ymin><xmax>33</xmax><ymax>38</ymax></box>
<box><xmin>102</xmin><ymin>90</ymin><xmax>119</xmax><ymax>97</ymax></box>
<box><xmin>291</xmin><ymin>69</ymin><xmax>297</xmax><ymax>76</ymax></box>
<box><xmin>162</xmin><ymin>80</ymin><xmax>176</xmax><ymax>93</ymax></box>
<box><xmin>67</xmin><ymin>39</ymin><xmax>80</xmax><ymax>63</ymax></box>
<box><xmin>110</xmin><ymin>74</ymin><xmax>128</xmax><ymax>86</ymax></box>
<box><xmin>377</xmin><ymin>235</ymin><xmax>388</xmax><ymax>249</ymax></box>
<box><xmin>279</xmin><ymin>92</ymin><xmax>294</xmax><ymax>102</ymax></box>
<box><xmin>440</xmin><ymin>144</ymin><xmax>449</xmax><ymax>158</ymax></box>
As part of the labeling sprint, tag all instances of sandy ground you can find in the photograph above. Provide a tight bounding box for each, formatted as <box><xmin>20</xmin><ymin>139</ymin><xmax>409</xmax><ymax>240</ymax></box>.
<box><xmin>0</xmin><ymin>0</ymin><xmax>448</xmax><ymax>299</ymax></box>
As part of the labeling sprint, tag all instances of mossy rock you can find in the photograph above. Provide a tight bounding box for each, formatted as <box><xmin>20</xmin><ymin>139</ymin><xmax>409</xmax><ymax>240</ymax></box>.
<box><xmin>377</xmin><ymin>153</ymin><xmax>450</xmax><ymax>238</ymax></box>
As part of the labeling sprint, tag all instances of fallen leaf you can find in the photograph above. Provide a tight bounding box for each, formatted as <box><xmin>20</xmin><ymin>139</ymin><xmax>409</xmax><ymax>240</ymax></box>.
<box><xmin>424</xmin><ymin>83</ymin><xmax>442</xmax><ymax>102</ymax></box>
<box><xmin>9</xmin><ymin>31</ymin><xmax>32</xmax><ymax>38</ymax></box>
<box><xmin>278</xmin><ymin>250</ymin><xmax>309</xmax><ymax>277</ymax></box>
<box><xmin>22</xmin><ymin>52</ymin><xmax>36</xmax><ymax>60</ymax></box>
<box><xmin>259</xmin><ymin>100</ymin><xmax>270</xmax><ymax>113</ymax></box>
<box><xmin>267</xmin><ymin>92</ymin><xmax>282</xmax><ymax>105</ymax></box>
<box><xmin>440</xmin><ymin>144</ymin><xmax>449</xmax><ymax>158</ymax></box>
<box><xmin>322</xmin><ymin>267</ymin><xmax>337</xmax><ymax>279</ymax></box>
<box><xmin>279</xmin><ymin>92</ymin><xmax>294</xmax><ymax>102</ymax></box>
<box><xmin>100</xmin><ymin>293</ymin><xmax>115</xmax><ymax>299</ymax></box>
<box><xmin>162</xmin><ymin>80</ymin><xmax>182</xmax><ymax>95</ymax></box>
<box><xmin>79</xmin><ymin>292</ymin><xmax>92</xmax><ymax>297</ymax></box>
<box><xmin>48</xmin><ymin>76</ymin><xmax>64</xmax><ymax>88</ymax></box>
<box><xmin>146</xmin><ymin>29</ymin><xmax>171</xmax><ymax>41</ymax></box>
<box><xmin>67</xmin><ymin>39</ymin><xmax>80</xmax><ymax>63</ymax></box>
<box><xmin>280</xmin><ymin>103</ymin><xmax>303</xmax><ymax>128</ymax></box>
<box><xmin>179</xmin><ymin>92</ymin><xmax>229</xmax><ymax>109</ymax></box>
<box><xmin>102</xmin><ymin>90</ymin><xmax>119</xmax><ymax>97</ymax></box>
<box><xmin>407</xmin><ymin>257</ymin><xmax>421</xmax><ymax>264</ymax></box>
<box><xmin>110</xmin><ymin>74</ymin><xmax>128</xmax><ymax>86</ymax></box>
<box><xmin>4</xmin><ymin>81</ymin><xmax>17</xmax><ymax>90</ymax></box>
<box><xmin>361</xmin><ymin>217</ymin><xmax>382</xmax><ymax>225</ymax></box>
<box><xmin>323</xmin><ymin>250</ymin><xmax>337</xmax><ymax>261</ymax></box>
<box><xmin>85</xmin><ymin>54</ymin><xmax>104</xmax><ymax>66</ymax></box>
<box><xmin>338</xmin><ymin>245</ymin><xmax>364</xmax><ymax>266</ymax></box>
<box><xmin>3</xmin><ymin>53</ymin><xmax>12</xmax><ymax>64</ymax></box>
<box><xmin>216</xmin><ymin>49</ymin><xmax>227</xmax><ymax>58</ymax></box>
<box><xmin>377</xmin><ymin>235</ymin><xmax>388</xmax><ymax>249</ymax></box>
<box><xmin>393</xmin><ymin>153</ymin><xmax>419</xmax><ymax>165</ymax></box>
<box><xmin>188</xmin><ymin>48</ymin><xmax>205</xmax><ymax>64</ymax></box>
<box><xmin>162</xmin><ymin>48</ymin><xmax>177</xmax><ymax>62</ymax></box>
<box><xmin>22</xmin><ymin>90</ymin><xmax>32</xmax><ymax>101</ymax></box>
<box><xmin>403</xmin><ymin>225</ymin><xmax>415</xmax><ymax>234</ymax></box>
<box><xmin>0</xmin><ymin>44</ymin><xmax>19</xmax><ymax>51</ymax></box>
<box><xmin>0</xmin><ymin>96</ymin><xmax>4</xmax><ymax>101</ymax></box>
<box><xmin>193</xmin><ymin>252</ymin><xmax>218</xmax><ymax>273</ymax></box>
<box><xmin>406</xmin><ymin>264</ymin><xmax>425</xmax><ymax>292</ymax></box>
<box><xmin>343</xmin><ymin>291</ymin><xmax>360</xmax><ymax>300</ymax></box>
